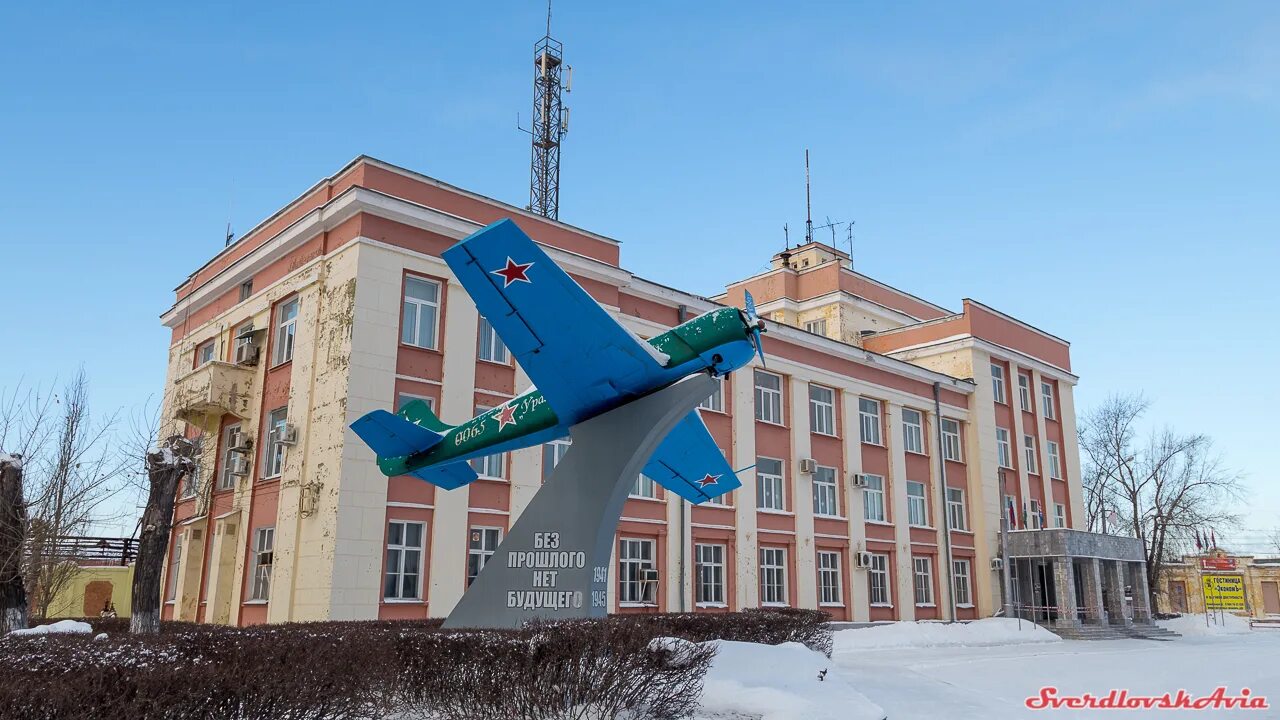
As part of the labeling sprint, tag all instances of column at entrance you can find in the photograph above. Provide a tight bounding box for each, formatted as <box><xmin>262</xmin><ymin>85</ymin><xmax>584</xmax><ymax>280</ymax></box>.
<box><xmin>1130</xmin><ymin>561</ymin><xmax>1152</xmax><ymax>624</ymax></box>
<box><xmin>1051</xmin><ymin>557</ymin><xmax>1078</xmax><ymax>628</ymax></box>
<box><xmin>1101</xmin><ymin>560</ymin><xmax>1129</xmax><ymax>626</ymax></box>
<box><xmin>1080</xmin><ymin>558</ymin><xmax>1106</xmax><ymax>625</ymax></box>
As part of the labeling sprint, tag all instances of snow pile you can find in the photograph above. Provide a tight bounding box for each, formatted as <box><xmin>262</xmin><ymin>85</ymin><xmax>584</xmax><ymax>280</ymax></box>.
<box><xmin>834</xmin><ymin>618</ymin><xmax>1061</xmax><ymax>652</ymax></box>
<box><xmin>7</xmin><ymin>620</ymin><xmax>94</xmax><ymax>638</ymax></box>
<box><xmin>1159</xmin><ymin>613</ymin><xmax>1253</xmax><ymax>636</ymax></box>
<box><xmin>697</xmin><ymin>640</ymin><xmax>884</xmax><ymax>720</ymax></box>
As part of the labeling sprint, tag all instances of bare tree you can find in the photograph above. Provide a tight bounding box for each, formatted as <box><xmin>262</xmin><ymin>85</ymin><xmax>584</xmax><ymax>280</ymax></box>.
<box><xmin>1081</xmin><ymin>393</ymin><xmax>1243</xmax><ymax>607</ymax></box>
<box><xmin>1270</xmin><ymin>527</ymin><xmax>1280</xmax><ymax>556</ymax></box>
<box><xmin>130</xmin><ymin>435</ymin><xmax>196</xmax><ymax>634</ymax></box>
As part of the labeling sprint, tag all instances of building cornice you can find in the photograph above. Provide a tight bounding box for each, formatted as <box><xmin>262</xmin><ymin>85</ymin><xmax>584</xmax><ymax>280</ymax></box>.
<box><xmin>884</xmin><ymin>335</ymin><xmax>1079</xmax><ymax>384</ymax></box>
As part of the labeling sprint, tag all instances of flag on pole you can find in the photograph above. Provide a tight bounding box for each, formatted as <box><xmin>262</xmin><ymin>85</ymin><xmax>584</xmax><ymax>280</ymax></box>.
<box><xmin>1210</xmin><ymin>529</ymin><xmax>1217</xmax><ymax>549</ymax></box>
<box><xmin>1022</xmin><ymin>502</ymin><xmax>1029</xmax><ymax>530</ymax></box>
<box><xmin>1006</xmin><ymin>497</ymin><xmax>1017</xmax><ymax>528</ymax></box>
<box><xmin>1039</xmin><ymin>506</ymin><xmax>1046</xmax><ymax>529</ymax></box>
<box><xmin>1194</xmin><ymin>529</ymin><xmax>1203</xmax><ymax>551</ymax></box>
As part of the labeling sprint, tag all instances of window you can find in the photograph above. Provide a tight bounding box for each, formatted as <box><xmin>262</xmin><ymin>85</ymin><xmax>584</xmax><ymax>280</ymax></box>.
<box><xmin>1047</xmin><ymin>441</ymin><xmax>1062</xmax><ymax>479</ymax></box>
<box><xmin>754</xmin><ymin>370</ymin><xmax>783</xmax><ymax>424</ymax></box>
<box><xmin>862</xmin><ymin>474</ymin><xmax>886</xmax><ymax>522</ymax></box>
<box><xmin>477</xmin><ymin>316</ymin><xmax>509</xmax><ymax>363</ymax></box>
<box><xmin>995</xmin><ymin>428</ymin><xmax>1012</xmax><ymax>468</ymax></box>
<box><xmin>1018</xmin><ymin>373</ymin><xmax>1032</xmax><ymax>412</ymax></box>
<box><xmin>542</xmin><ymin>437</ymin><xmax>571</xmax><ymax>480</ymax></box>
<box><xmin>812</xmin><ymin>465</ymin><xmax>838</xmax><ymax>517</ymax></box>
<box><xmin>759</xmin><ymin>547</ymin><xmax>787</xmax><ymax>605</ymax></box>
<box><xmin>219</xmin><ymin>423</ymin><xmax>243</xmax><ymax>491</ymax></box>
<box><xmin>401</xmin><ymin>276</ymin><xmax>440</xmax><ymax>350</ymax></box>
<box><xmin>196</xmin><ymin>339</ymin><xmax>216</xmax><ymax>366</ymax></box>
<box><xmin>695</xmin><ymin>544</ymin><xmax>725</xmax><ymax>605</ymax></box>
<box><xmin>396</xmin><ymin>393</ymin><xmax>435</xmax><ymax>413</ymax></box>
<box><xmin>990</xmin><ymin>363</ymin><xmax>1006</xmax><ymax>404</ymax></box>
<box><xmin>1041</xmin><ymin>382</ymin><xmax>1056</xmax><ymax>420</ymax></box>
<box><xmin>756</xmin><ymin>457</ymin><xmax>785</xmax><ymax>511</ymax></box>
<box><xmin>901</xmin><ymin>408</ymin><xmax>924</xmax><ymax>454</ymax></box>
<box><xmin>868</xmin><ymin>553</ymin><xmax>890</xmax><ymax>605</ymax></box>
<box><xmin>619</xmin><ymin>538</ymin><xmax>656</xmax><ymax>605</ymax></box>
<box><xmin>262</xmin><ymin>408</ymin><xmax>288</xmax><ymax>479</ymax></box>
<box><xmin>1029</xmin><ymin>499</ymin><xmax>1043</xmax><ymax>529</ymax></box>
<box><xmin>817</xmin><ymin>550</ymin><xmax>842</xmax><ymax>605</ymax></box>
<box><xmin>699</xmin><ymin>375</ymin><xmax>724</xmax><ymax>413</ymax></box>
<box><xmin>1024</xmin><ymin>434</ymin><xmax>1038</xmax><ymax>474</ymax></box>
<box><xmin>467</xmin><ymin>527</ymin><xmax>501</xmax><ymax>586</ymax></box>
<box><xmin>946</xmin><ymin>487</ymin><xmax>967</xmax><ymax>531</ymax></box>
<box><xmin>384</xmin><ymin>521</ymin><xmax>424</xmax><ymax>600</ymax></box>
<box><xmin>631</xmin><ymin>474</ymin><xmax>658</xmax><ymax>499</ymax></box>
<box><xmin>233</xmin><ymin>321</ymin><xmax>255</xmax><ymax>359</ymax></box>
<box><xmin>941</xmin><ymin>418</ymin><xmax>962</xmax><ymax>461</ymax></box>
<box><xmin>166</xmin><ymin>534</ymin><xmax>182</xmax><ymax>602</ymax></box>
<box><xmin>952</xmin><ymin>559</ymin><xmax>972</xmax><ymax>606</ymax></box>
<box><xmin>470</xmin><ymin>452</ymin><xmax>506</xmax><ymax>479</ymax></box>
<box><xmin>906</xmin><ymin>481</ymin><xmax>928</xmax><ymax>527</ymax></box>
<box><xmin>249</xmin><ymin>527</ymin><xmax>274</xmax><ymax>601</ymax></box>
<box><xmin>273</xmin><ymin>297</ymin><xmax>299</xmax><ymax>366</ymax></box>
<box><xmin>239</xmin><ymin>279</ymin><xmax>253</xmax><ymax>302</ymax></box>
<box><xmin>912</xmin><ymin>556</ymin><xmax>934</xmax><ymax>606</ymax></box>
<box><xmin>809</xmin><ymin>384</ymin><xmax>836</xmax><ymax>436</ymax></box>
<box><xmin>804</xmin><ymin>318</ymin><xmax>827</xmax><ymax>336</ymax></box>
<box><xmin>858</xmin><ymin>398</ymin><xmax>882</xmax><ymax>445</ymax></box>
<box><xmin>1054</xmin><ymin>503</ymin><xmax>1066</xmax><ymax>528</ymax></box>
<box><xmin>180</xmin><ymin>456</ymin><xmax>200</xmax><ymax>499</ymax></box>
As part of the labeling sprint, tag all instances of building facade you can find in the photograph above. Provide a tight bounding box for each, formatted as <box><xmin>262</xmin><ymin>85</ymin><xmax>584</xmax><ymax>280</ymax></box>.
<box><xmin>158</xmin><ymin>156</ymin><xmax>1084</xmax><ymax>625</ymax></box>
<box><xmin>1158</xmin><ymin>549</ymin><xmax>1280</xmax><ymax>619</ymax></box>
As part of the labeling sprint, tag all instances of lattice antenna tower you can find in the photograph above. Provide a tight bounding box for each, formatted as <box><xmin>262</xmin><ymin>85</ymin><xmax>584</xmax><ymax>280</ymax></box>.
<box><xmin>526</xmin><ymin>0</ymin><xmax>572</xmax><ymax>220</ymax></box>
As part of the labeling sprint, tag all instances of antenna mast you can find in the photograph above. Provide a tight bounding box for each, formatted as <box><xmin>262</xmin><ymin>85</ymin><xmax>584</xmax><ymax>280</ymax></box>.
<box><xmin>527</xmin><ymin>0</ymin><xmax>571</xmax><ymax>220</ymax></box>
<box><xmin>804</xmin><ymin>149</ymin><xmax>813</xmax><ymax>244</ymax></box>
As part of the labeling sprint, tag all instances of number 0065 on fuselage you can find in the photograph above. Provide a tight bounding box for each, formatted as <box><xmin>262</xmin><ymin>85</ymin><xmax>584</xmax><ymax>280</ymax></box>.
<box><xmin>349</xmin><ymin>218</ymin><xmax>767</xmax><ymax>504</ymax></box>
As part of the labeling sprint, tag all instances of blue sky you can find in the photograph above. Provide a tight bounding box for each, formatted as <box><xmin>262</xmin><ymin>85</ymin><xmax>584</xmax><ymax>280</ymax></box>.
<box><xmin>1</xmin><ymin>1</ymin><xmax>1276</xmax><ymax>547</ymax></box>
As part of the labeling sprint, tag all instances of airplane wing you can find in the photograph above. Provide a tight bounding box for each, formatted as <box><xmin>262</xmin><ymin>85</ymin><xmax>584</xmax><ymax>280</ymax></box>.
<box><xmin>642</xmin><ymin>411</ymin><xmax>740</xmax><ymax>504</ymax></box>
<box><xmin>351</xmin><ymin>410</ymin><xmax>446</xmax><ymax>458</ymax></box>
<box><xmin>442</xmin><ymin>219</ymin><xmax>667</xmax><ymax>421</ymax></box>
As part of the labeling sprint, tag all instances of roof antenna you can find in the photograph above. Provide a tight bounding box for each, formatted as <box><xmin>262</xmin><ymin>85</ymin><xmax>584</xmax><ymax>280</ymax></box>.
<box><xmin>846</xmin><ymin>221</ymin><xmax>855</xmax><ymax>268</ymax></box>
<box><xmin>224</xmin><ymin>177</ymin><xmax>236</xmax><ymax>247</ymax></box>
<box><xmin>783</xmin><ymin>223</ymin><xmax>790</xmax><ymax>250</ymax></box>
<box><xmin>804</xmin><ymin>149</ymin><xmax>813</xmax><ymax>245</ymax></box>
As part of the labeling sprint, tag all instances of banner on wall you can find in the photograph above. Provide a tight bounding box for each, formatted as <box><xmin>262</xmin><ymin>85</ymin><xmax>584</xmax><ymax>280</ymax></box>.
<box><xmin>1202</xmin><ymin>574</ymin><xmax>1246</xmax><ymax>611</ymax></box>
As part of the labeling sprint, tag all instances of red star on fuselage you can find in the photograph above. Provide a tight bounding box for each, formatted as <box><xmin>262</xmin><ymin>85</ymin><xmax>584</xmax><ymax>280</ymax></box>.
<box><xmin>697</xmin><ymin>473</ymin><xmax>721</xmax><ymax>488</ymax></box>
<box><xmin>492</xmin><ymin>257</ymin><xmax>534</xmax><ymax>287</ymax></box>
<box><xmin>495</xmin><ymin>404</ymin><xmax>518</xmax><ymax>431</ymax></box>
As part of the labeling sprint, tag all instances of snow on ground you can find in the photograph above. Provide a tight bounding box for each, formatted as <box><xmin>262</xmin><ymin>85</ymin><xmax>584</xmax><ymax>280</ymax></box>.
<box><xmin>6</xmin><ymin>619</ymin><xmax>93</xmax><ymax>637</ymax></box>
<box><xmin>1159</xmin><ymin>613</ymin><xmax>1254</xmax><ymax>636</ymax></box>
<box><xmin>835</xmin><ymin>617</ymin><xmax>1060</xmax><ymax>651</ymax></box>
<box><xmin>696</xmin><ymin>640</ymin><xmax>884</xmax><ymax>720</ymax></box>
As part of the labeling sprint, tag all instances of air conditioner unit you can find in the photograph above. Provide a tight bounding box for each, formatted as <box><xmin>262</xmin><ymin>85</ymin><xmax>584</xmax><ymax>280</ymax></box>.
<box><xmin>270</xmin><ymin>423</ymin><xmax>298</xmax><ymax>446</ymax></box>
<box><xmin>229</xmin><ymin>436</ymin><xmax>254</xmax><ymax>454</ymax></box>
<box><xmin>798</xmin><ymin>458</ymin><xmax>817</xmax><ymax>474</ymax></box>
<box><xmin>851</xmin><ymin>473</ymin><xmax>869</xmax><ymax>488</ymax></box>
<box><xmin>991</xmin><ymin>557</ymin><xmax>1004</xmax><ymax>571</ymax></box>
<box><xmin>227</xmin><ymin>454</ymin><xmax>249</xmax><ymax>477</ymax></box>
<box><xmin>855</xmin><ymin>551</ymin><xmax>874</xmax><ymax>568</ymax></box>
<box><xmin>234</xmin><ymin>342</ymin><xmax>260</xmax><ymax>366</ymax></box>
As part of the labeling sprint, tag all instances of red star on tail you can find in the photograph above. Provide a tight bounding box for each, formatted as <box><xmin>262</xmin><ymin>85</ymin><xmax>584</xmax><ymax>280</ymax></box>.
<box><xmin>492</xmin><ymin>257</ymin><xmax>534</xmax><ymax>287</ymax></box>
<box><xmin>495</xmin><ymin>404</ymin><xmax>518</xmax><ymax>431</ymax></box>
<box><xmin>697</xmin><ymin>473</ymin><xmax>721</xmax><ymax>488</ymax></box>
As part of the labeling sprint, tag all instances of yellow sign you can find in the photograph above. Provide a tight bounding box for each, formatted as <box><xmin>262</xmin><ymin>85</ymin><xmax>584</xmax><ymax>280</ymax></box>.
<box><xmin>1202</xmin><ymin>574</ymin><xmax>1246</xmax><ymax>611</ymax></box>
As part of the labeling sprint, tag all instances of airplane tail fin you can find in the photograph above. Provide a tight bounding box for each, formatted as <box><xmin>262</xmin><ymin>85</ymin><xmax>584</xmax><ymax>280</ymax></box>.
<box><xmin>397</xmin><ymin>399</ymin><xmax>453</xmax><ymax>433</ymax></box>
<box><xmin>350</xmin><ymin>409</ymin><xmax>447</xmax><ymax>459</ymax></box>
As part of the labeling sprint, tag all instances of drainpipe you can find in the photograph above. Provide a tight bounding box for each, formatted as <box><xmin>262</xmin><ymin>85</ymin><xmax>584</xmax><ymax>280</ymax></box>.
<box><xmin>933</xmin><ymin>382</ymin><xmax>957</xmax><ymax>622</ymax></box>
<box><xmin>676</xmin><ymin>303</ymin><xmax>689</xmax><ymax>612</ymax></box>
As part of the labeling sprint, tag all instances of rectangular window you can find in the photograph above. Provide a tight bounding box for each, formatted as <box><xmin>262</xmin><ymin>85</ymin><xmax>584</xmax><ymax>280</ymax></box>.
<box><xmin>477</xmin><ymin>316</ymin><xmax>509</xmax><ymax>363</ymax></box>
<box><xmin>233</xmin><ymin>321</ymin><xmax>255</xmax><ymax>360</ymax></box>
<box><xmin>818</xmin><ymin>550</ymin><xmax>842</xmax><ymax>605</ymax></box>
<box><xmin>542</xmin><ymin>437</ymin><xmax>571</xmax><ymax>480</ymax></box>
<box><xmin>384</xmin><ymin>521</ymin><xmax>424</xmax><ymax>600</ymax></box>
<box><xmin>901</xmin><ymin>408</ymin><xmax>924</xmax><ymax>454</ymax></box>
<box><xmin>1047</xmin><ymin>441</ymin><xmax>1062</xmax><ymax>479</ymax></box>
<box><xmin>262</xmin><ymin>407</ymin><xmax>288</xmax><ymax>479</ymax></box>
<box><xmin>631</xmin><ymin>474</ymin><xmax>658</xmax><ymax>499</ymax></box>
<box><xmin>995</xmin><ymin>428</ymin><xmax>1012</xmax><ymax>468</ymax></box>
<box><xmin>166</xmin><ymin>534</ymin><xmax>182</xmax><ymax>602</ymax></box>
<box><xmin>990</xmin><ymin>363</ymin><xmax>1006</xmax><ymax>404</ymax></box>
<box><xmin>862</xmin><ymin>474</ymin><xmax>886</xmax><ymax>522</ymax></box>
<box><xmin>858</xmin><ymin>398</ymin><xmax>882</xmax><ymax>445</ymax></box>
<box><xmin>250</xmin><ymin>527</ymin><xmax>274</xmax><ymax>601</ymax></box>
<box><xmin>946</xmin><ymin>487</ymin><xmax>967</xmax><ymax>531</ymax></box>
<box><xmin>941</xmin><ymin>418</ymin><xmax>962</xmax><ymax>462</ymax></box>
<box><xmin>804</xmin><ymin>318</ymin><xmax>827</xmax><ymax>335</ymax></box>
<box><xmin>756</xmin><ymin>457</ymin><xmax>785</xmax><ymax>511</ymax></box>
<box><xmin>396</xmin><ymin>393</ymin><xmax>435</xmax><ymax>413</ymax></box>
<box><xmin>273</xmin><ymin>297</ymin><xmax>299</xmax><ymax>366</ymax></box>
<box><xmin>1041</xmin><ymin>382</ymin><xmax>1056</xmax><ymax>420</ymax></box>
<box><xmin>698</xmin><ymin>375</ymin><xmax>725</xmax><ymax>413</ymax></box>
<box><xmin>401</xmin><ymin>276</ymin><xmax>441</xmax><ymax>350</ymax></box>
<box><xmin>470</xmin><ymin>452</ymin><xmax>506</xmax><ymax>479</ymax></box>
<box><xmin>809</xmin><ymin>384</ymin><xmax>836</xmax><ymax>436</ymax></box>
<box><xmin>1054</xmin><ymin>503</ymin><xmax>1066</xmax><ymax>528</ymax></box>
<box><xmin>759</xmin><ymin>547</ymin><xmax>788</xmax><ymax>605</ymax></box>
<box><xmin>913</xmin><ymin>556</ymin><xmax>934</xmax><ymax>606</ymax></box>
<box><xmin>906</xmin><ymin>481</ymin><xmax>928</xmax><ymax>527</ymax></box>
<box><xmin>196</xmin><ymin>339</ymin><xmax>216</xmax><ymax>366</ymax></box>
<box><xmin>868</xmin><ymin>553</ymin><xmax>890</xmax><ymax>605</ymax></box>
<box><xmin>754</xmin><ymin>370</ymin><xmax>783</xmax><ymax>424</ymax></box>
<box><xmin>219</xmin><ymin>423</ymin><xmax>243</xmax><ymax>491</ymax></box>
<box><xmin>239</xmin><ymin>279</ymin><xmax>253</xmax><ymax>302</ymax></box>
<box><xmin>619</xmin><ymin>538</ymin><xmax>656</xmax><ymax>605</ymax></box>
<box><xmin>467</xmin><ymin>527</ymin><xmax>501</xmax><ymax>586</ymax></box>
<box><xmin>1018</xmin><ymin>373</ymin><xmax>1032</xmax><ymax>412</ymax></box>
<box><xmin>1024</xmin><ymin>434</ymin><xmax>1038</xmax><ymax>475</ymax></box>
<box><xmin>952</xmin><ymin>559</ymin><xmax>972</xmax><ymax>606</ymax></box>
<box><xmin>1029</xmin><ymin>499</ymin><xmax>1043</xmax><ymax>529</ymax></box>
<box><xmin>695</xmin><ymin>543</ymin><xmax>725</xmax><ymax>605</ymax></box>
<box><xmin>812</xmin><ymin>465</ymin><xmax>838</xmax><ymax>517</ymax></box>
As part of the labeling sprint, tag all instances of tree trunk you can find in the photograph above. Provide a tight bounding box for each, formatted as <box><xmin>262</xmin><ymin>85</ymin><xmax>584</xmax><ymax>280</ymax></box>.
<box><xmin>0</xmin><ymin>456</ymin><xmax>29</xmax><ymax>634</ymax></box>
<box><xmin>130</xmin><ymin>440</ymin><xmax>192</xmax><ymax>634</ymax></box>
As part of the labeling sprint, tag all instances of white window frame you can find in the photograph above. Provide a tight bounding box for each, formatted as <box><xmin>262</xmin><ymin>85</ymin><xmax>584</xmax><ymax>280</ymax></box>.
<box><xmin>995</xmin><ymin>428</ymin><xmax>1012</xmax><ymax>469</ymax></box>
<box><xmin>809</xmin><ymin>384</ymin><xmax>836</xmax><ymax>436</ymax></box>
<box><xmin>218</xmin><ymin>423</ymin><xmax>242</xmax><ymax>491</ymax></box>
<box><xmin>467</xmin><ymin>526</ymin><xmax>502</xmax><ymax>587</ymax></box>
<box><xmin>756</xmin><ymin>456</ymin><xmax>785</xmax><ymax>511</ymax></box>
<box><xmin>166</xmin><ymin>534</ymin><xmax>182</xmax><ymax>602</ymax></box>
<box><xmin>1018</xmin><ymin>373</ymin><xmax>1032</xmax><ymax>412</ymax></box>
<box><xmin>906</xmin><ymin>481</ymin><xmax>928</xmax><ymax>527</ymax></box>
<box><xmin>868</xmin><ymin>553</ymin><xmax>890</xmax><ymax>606</ymax></box>
<box><xmin>233</xmin><ymin>320</ymin><xmax>255</xmax><ymax>358</ymax></box>
<box><xmin>1029</xmin><ymin>499</ymin><xmax>1043</xmax><ymax>529</ymax></box>
<box><xmin>812</xmin><ymin>465</ymin><xmax>839</xmax><ymax>518</ymax></box>
<box><xmin>1054</xmin><ymin>503</ymin><xmax>1067</xmax><ymax>528</ymax></box>
<box><xmin>1047</xmin><ymin>441</ymin><xmax>1062</xmax><ymax>479</ymax></box>
<box><xmin>619</xmin><ymin>538</ymin><xmax>656</xmax><ymax>605</ymax></box>
<box><xmin>803</xmin><ymin>318</ymin><xmax>827</xmax><ymax>335</ymax></box>
<box><xmin>1041</xmin><ymin>382</ymin><xmax>1056</xmax><ymax>420</ymax></box>
<box><xmin>901</xmin><ymin>408</ymin><xmax>925</xmax><ymax>455</ymax></box>
<box><xmin>1024</xmin><ymin>434</ymin><xmax>1038</xmax><ymax>475</ymax></box>
<box><xmin>631</xmin><ymin>474</ymin><xmax>658</xmax><ymax>499</ymax></box>
<box><xmin>940</xmin><ymin>418</ymin><xmax>962</xmax><ymax>462</ymax></box>
<box><xmin>477</xmin><ymin>315</ymin><xmax>509</xmax><ymax>364</ymax></box>
<box><xmin>817</xmin><ymin>550</ymin><xmax>842</xmax><ymax>605</ymax></box>
<box><xmin>542</xmin><ymin>437</ymin><xmax>572</xmax><ymax>480</ymax></box>
<box><xmin>197</xmin><ymin>339</ymin><xmax>216</xmax><ymax>366</ymax></box>
<box><xmin>858</xmin><ymin>398</ymin><xmax>883</xmax><ymax>445</ymax></box>
<box><xmin>754</xmin><ymin>370</ymin><xmax>784</xmax><ymax>425</ymax></box>
<box><xmin>695</xmin><ymin>543</ymin><xmax>726</xmax><ymax>606</ymax></box>
<box><xmin>759</xmin><ymin>547</ymin><xmax>788</xmax><ymax>606</ymax></box>
<box><xmin>396</xmin><ymin>393</ymin><xmax>435</xmax><ymax>413</ymax></box>
<box><xmin>272</xmin><ymin>297</ymin><xmax>299</xmax><ymax>366</ymax></box>
<box><xmin>990</xmin><ymin>363</ymin><xmax>1006</xmax><ymax>404</ymax></box>
<box><xmin>262</xmin><ymin>407</ymin><xmax>288</xmax><ymax>479</ymax></box>
<box><xmin>952</xmin><ymin>559</ymin><xmax>972</xmax><ymax>606</ymax></box>
<box><xmin>249</xmin><ymin>527</ymin><xmax>274</xmax><ymax>602</ymax></box>
<box><xmin>946</xmin><ymin>487</ymin><xmax>967</xmax><ymax>531</ymax></box>
<box><xmin>384</xmin><ymin>520</ymin><xmax>425</xmax><ymax>601</ymax></box>
<box><xmin>468</xmin><ymin>405</ymin><xmax>506</xmax><ymax>480</ymax></box>
<box><xmin>862</xmin><ymin>474</ymin><xmax>886</xmax><ymax>522</ymax></box>
<box><xmin>401</xmin><ymin>276</ymin><xmax>441</xmax><ymax>350</ymax></box>
<box><xmin>913</xmin><ymin>556</ymin><xmax>934</xmax><ymax>606</ymax></box>
<box><xmin>698</xmin><ymin>375</ymin><xmax>725</xmax><ymax>413</ymax></box>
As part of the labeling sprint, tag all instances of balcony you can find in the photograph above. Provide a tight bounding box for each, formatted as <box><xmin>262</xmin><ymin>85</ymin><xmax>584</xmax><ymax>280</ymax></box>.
<box><xmin>172</xmin><ymin>361</ymin><xmax>256</xmax><ymax>423</ymax></box>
